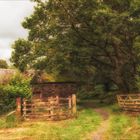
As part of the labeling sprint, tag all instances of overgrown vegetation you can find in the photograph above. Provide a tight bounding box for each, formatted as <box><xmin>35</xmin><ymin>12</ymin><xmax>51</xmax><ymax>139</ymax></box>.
<box><xmin>77</xmin><ymin>84</ymin><xmax>117</xmax><ymax>104</ymax></box>
<box><xmin>0</xmin><ymin>73</ymin><xmax>31</xmax><ymax>114</ymax></box>
<box><xmin>11</xmin><ymin>0</ymin><xmax>140</xmax><ymax>93</ymax></box>
<box><xmin>0</xmin><ymin>114</ymin><xmax>19</xmax><ymax>128</ymax></box>
<box><xmin>0</xmin><ymin>59</ymin><xmax>8</xmax><ymax>69</ymax></box>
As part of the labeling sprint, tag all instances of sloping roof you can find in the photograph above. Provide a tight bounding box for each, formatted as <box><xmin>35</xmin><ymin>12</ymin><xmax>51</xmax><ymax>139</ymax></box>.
<box><xmin>0</xmin><ymin>69</ymin><xmax>16</xmax><ymax>74</ymax></box>
<box><xmin>0</xmin><ymin>69</ymin><xmax>16</xmax><ymax>84</ymax></box>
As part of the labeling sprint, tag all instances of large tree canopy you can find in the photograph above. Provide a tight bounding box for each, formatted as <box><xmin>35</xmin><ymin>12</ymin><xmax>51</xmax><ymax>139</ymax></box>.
<box><xmin>11</xmin><ymin>0</ymin><xmax>140</xmax><ymax>92</ymax></box>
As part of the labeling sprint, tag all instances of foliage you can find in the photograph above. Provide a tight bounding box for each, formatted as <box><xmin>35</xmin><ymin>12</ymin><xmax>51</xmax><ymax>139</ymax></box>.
<box><xmin>77</xmin><ymin>84</ymin><xmax>116</xmax><ymax>105</ymax></box>
<box><xmin>135</xmin><ymin>66</ymin><xmax>140</xmax><ymax>91</ymax></box>
<box><xmin>0</xmin><ymin>59</ymin><xmax>8</xmax><ymax>69</ymax></box>
<box><xmin>0</xmin><ymin>85</ymin><xmax>16</xmax><ymax>114</ymax></box>
<box><xmin>0</xmin><ymin>73</ymin><xmax>31</xmax><ymax>114</ymax></box>
<box><xmin>11</xmin><ymin>39</ymin><xmax>33</xmax><ymax>72</ymax></box>
<box><xmin>5</xmin><ymin>73</ymin><xmax>32</xmax><ymax>98</ymax></box>
<box><xmin>11</xmin><ymin>0</ymin><xmax>140</xmax><ymax>93</ymax></box>
<box><xmin>77</xmin><ymin>84</ymin><xmax>105</xmax><ymax>100</ymax></box>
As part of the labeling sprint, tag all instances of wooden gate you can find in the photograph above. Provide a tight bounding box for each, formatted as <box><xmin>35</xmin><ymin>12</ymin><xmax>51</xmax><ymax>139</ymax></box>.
<box><xmin>117</xmin><ymin>94</ymin><xmax>140</xmax><ymax>112</ymax></box>
<box><xmin>17</xmin><ymin>95</ymin><xmax>76</xmax><ymax>120</ymax></box>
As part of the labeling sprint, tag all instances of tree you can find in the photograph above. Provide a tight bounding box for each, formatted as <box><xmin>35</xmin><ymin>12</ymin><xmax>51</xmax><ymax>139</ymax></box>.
<box><xmin>11</xmin><ymin>39</ymin><xmax>33</xmax><ymax>72</ymax></box>
<box><xmin>0</xmin><ymin>59</ymin><xmax>8</xmax><ymax>69</ymax></box>
<box><xmin>11</xmin><ymin>0</ymin><xmax>140</xmax><ymax>92</ymax></box>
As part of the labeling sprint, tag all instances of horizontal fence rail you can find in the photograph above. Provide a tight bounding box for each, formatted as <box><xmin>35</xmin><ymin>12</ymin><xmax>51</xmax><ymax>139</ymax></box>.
<box><xmin>16</xmin><ymin>94</ymin><xmax>76</xmax><ymax>120</ymax></box>
<box><xmin>117</xmin><ymin>94</ymin><xmax>140</xmax><ymax>112</ymax></box>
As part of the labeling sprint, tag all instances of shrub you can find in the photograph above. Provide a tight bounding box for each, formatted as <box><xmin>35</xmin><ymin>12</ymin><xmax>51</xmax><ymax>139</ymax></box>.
<box><xmin>77</xmin><ymin>84</ymin><xmax>105</xmax><ymax>100</ymax></box>
<box><xmin>5</xmin><ymin>73</ymin><xmax>32</xmax><ymax>98</ymax></box>
<box><xmin>0</xmin><ymin>73</ymin><xmax>31</xmax><ymax>114</ymax></box>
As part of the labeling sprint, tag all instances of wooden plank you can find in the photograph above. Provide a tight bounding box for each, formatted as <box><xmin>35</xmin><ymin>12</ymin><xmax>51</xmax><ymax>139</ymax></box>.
<box><xmin>23</xmin><ymin>98</ymin><xmax>27</xmax><ymax>118</ymax></box>
<box><xmin>16</xmin><ymin>97</ymin><xmax>21</xmax><ymax>118</ymax></box>
<box><xmin>72</xmin><ymin>94</ymin><xmax>76</xmax><ymax>115</ymax></box>
<box><xmin>21</xmin><ymin>95</ymin><xmax>75</xmax><ymax>120</ymax></box>
<box><xmin>117</xmin><ymin>94</ymin><xmax>140</xmax><ymax>112</ymax></box>
<box><xmin>68</xmin><ymin>96</ymin><xmax>72</xmax><ymax>109</ymax></box>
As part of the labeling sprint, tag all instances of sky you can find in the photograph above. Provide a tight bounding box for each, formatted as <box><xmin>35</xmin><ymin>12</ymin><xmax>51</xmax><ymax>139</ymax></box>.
<box><xmin>0</xmin><ymin>0</ymin><xmax>35</xmax><ymax>62</ymax></box>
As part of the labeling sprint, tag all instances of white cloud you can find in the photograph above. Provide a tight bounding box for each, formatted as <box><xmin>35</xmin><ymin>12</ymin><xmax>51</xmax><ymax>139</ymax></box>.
<box><xmin>0</xmin><ymin>0</ymin><xmax>35</xmax><ymax>61</ymax></box>
<box><xmin>0</xmin><ymin>38</ymin><xmax>13</xmax><ymax>61</ymax></box>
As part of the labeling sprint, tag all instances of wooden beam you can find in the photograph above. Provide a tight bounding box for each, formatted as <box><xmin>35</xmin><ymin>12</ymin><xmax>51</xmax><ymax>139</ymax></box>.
<box><xmin>16</xmin><ymin>97</ymin><xmax>21</xmax><ymax>118</ymax></box>
<box><xmin>72</xmin><ymin>94</ymin><xmax>77</xmax><ymax>115</ymax></box>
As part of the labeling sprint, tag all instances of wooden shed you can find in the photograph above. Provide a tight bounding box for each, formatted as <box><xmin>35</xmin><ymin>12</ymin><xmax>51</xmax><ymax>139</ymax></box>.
<box><xmin>17</xmin><ymin>82</ymin><xmax>77</xmax><ymax>120</ymax></box>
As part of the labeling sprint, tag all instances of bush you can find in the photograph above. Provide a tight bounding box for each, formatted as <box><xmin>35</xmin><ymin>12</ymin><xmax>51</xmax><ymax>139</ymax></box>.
<box><xmin>5</xmin><ymin>73</ymin><xmax>31</xmax><ymax>97</ymax></box>
<box><xmin>0</xmin><ymin>73</ymin><xmax>31</xmax><ymax>114</ymax></box>
<box><xmin>77</xmin><ymin>84</ymin><xmax>105</xmax><ymax>100</ymax></box>
<box><xmin>0</xmin><ymin>86</ymin><xmax>16</xmax><ymax>114</ymax></box>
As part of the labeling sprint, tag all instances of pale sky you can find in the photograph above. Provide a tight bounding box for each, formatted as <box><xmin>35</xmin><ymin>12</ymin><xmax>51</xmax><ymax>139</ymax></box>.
<box><xmin>0</xmin><ymin>0</ymin><xmax>35</xmax><ymax>62</ymax></box>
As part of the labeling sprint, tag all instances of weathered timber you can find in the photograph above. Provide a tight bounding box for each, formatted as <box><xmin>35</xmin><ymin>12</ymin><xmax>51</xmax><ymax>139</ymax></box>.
<box><xmin>16</xmin><ymin>97</ymin><xmax>22</xmax><ymax>117</ymax></box>
<box><xmin>18</xmin><ymin>82</ymin><xmax>77</xmax><ymax>120</ymax></box>
<box><xmin>117</xmin><ymin>94</ymin><xmax>140</xmax><ymax>112</ymax></box>
<box><xmin>22</xmin><ymin>96</ymin><xmax>76</xmax><ymax>120</ymax></box>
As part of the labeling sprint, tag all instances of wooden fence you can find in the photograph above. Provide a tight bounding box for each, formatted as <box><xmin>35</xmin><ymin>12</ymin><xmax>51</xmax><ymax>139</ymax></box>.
<box><xmin>16</xmin><ymin>94</ymin><xmax>76</xmax><ymax>120</ymax></box>
<box><xmin>117</xmin><ymin>94</ymin><xmax>140</xmax><ymax>112</ymax></box>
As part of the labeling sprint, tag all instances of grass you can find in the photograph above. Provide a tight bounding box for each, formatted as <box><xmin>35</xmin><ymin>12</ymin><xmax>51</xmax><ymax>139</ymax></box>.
<box><xmin>1</xmin><ymin>102</ymin><xmax>140</xmax><ymax>140</ymax></box>
<box><xmin>105</xmin><ymin>115</ymin><xmax>140</xmax><ymax>140</ymax></box>
<box><xmin>0</xmin><ymin>114</ymin><xmax>19</xmax><ymax>128</ymax></box>
<box><xmin>0</xmin><ymin>109</ymin><xmax>101</xmax><ymax>140</ymax></box>
<box><xmin>104</xmin><ymin>104</ymin><xmax>140</xmax><ymax>140</ymax></box>
<box><xmin>78</xmin><ymin>101</ymin><xmax>140</xmax><ymax>140</ymax></box>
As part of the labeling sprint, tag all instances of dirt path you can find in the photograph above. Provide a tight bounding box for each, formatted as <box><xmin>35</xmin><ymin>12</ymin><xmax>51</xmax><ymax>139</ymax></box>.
<box><xmin>92</xmin><ymin>108</ymin><xmax>110</xmax><ymax>140</ymax></box>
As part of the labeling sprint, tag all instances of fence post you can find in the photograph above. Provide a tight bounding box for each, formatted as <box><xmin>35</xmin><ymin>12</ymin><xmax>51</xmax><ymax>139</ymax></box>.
<box><xmin>56</xmin><ymin>95</ymin><xmax>59</xmax><ymax>105</ymax></box>
<box><xmin>117</xmin><ymin>95</ymin><xmax>120</xmax><ymax>107</ymax></box>
<box><xmin>72</xmin><ymin>94</ymin><xmax>77</xmax><ymax>116</ymax></box>
<box><xmin>16</xmin><ymin>97</ymin><xmax>21</xmax><ymax>118</ymax></box>
<box><xmin>23</xmin><ymin>98</ymin><xmax>26</xmax><ymax>118</ymax></box>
